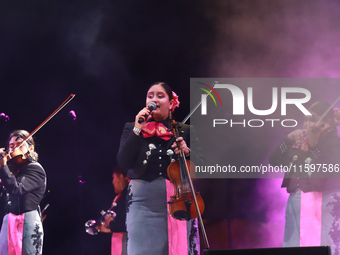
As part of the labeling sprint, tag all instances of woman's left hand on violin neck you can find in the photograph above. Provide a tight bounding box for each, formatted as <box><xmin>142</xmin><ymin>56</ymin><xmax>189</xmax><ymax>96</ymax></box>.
<box><xmin>306</xmin><ymin>121</ymin><xmax>332</xmax><ymax>148</ymax></box>
<box><xmin>171</xmin><ymin>137</ymin><xmax>190</xmax><ymax>157</ymax></box>
<box><xmin>0</xmin><ymin>148</ymin><xmax>8</xmax><ymax>168</ymax></box>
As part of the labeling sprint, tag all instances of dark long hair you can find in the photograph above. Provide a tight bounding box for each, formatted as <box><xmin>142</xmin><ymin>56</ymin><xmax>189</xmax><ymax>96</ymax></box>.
<box><xmin>113</xmin><ymin>165</ymin><xmax>127</xmax><ymax>177</ymax></box>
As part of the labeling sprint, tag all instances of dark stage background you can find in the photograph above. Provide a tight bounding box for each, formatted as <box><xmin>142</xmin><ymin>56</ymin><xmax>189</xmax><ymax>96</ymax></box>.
<box><xmin>0</xmin><ymin>1</ymin><xmax>340</xmax><ymax>254</ymax></box>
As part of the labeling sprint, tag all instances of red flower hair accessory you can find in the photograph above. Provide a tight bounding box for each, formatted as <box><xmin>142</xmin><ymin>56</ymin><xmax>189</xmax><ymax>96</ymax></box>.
<box><xmin>171</xmin><ymin>91</ymin><xmax>180</xmax><ymax>112</ymax></box>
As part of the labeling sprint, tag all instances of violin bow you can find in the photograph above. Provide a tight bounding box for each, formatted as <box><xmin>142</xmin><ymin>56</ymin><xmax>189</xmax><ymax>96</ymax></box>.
<box><xmin>315</xmin><ymin>94</ymin><xmax>340</xmax><ymax>127</ymax></box>
<box><xmin>178</xmin><ymin>141</ymin><xmax>210</xmax><ymax>250</ymax></box>
<box><xmin>177</xmin><ymin>81</ymin><xmax>218</xmax><ymax>249</ymax></box>
<box><xmin>182</xmin><ymin>81</ymin><xmax>219</xmax><ymax>124</ymax></box>
<box><xmin>11</xmin><ymin>94</ymin><xmax>76</xmax><ymax>152</ymax></box>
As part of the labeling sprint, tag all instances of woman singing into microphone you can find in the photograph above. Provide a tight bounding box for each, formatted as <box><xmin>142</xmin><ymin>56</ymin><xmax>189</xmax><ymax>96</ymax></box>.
<box><xmin>117</xmin><ymin>82</ymin><xmax>204</xmax><ymax>255</ymax></box>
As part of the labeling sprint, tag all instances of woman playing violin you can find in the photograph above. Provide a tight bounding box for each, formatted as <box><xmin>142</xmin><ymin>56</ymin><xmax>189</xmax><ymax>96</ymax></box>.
<box><xmin>269</xmin><ymin>101</ymin><xmax>340</xmax><ymax>248</ymax></box>
<box><xmin>0</xmin><ymin>130</ymin><xmax>46</xmax><ymax>255</ymax></box>
<box><xmin>117</xmin><ymin>82</ymin><xmax>204</xmax><ymax>255</ymax></box>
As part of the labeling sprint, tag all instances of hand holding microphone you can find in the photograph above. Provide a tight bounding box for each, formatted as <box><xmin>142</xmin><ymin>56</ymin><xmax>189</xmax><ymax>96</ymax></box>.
<box><xmin>134</xmin><ymin>102</ymin><xmax>157</xmax><ymax>135</ymax></box>
<box><xmin>138</xmin><ymin>102</ymin><xmax>157</xmax><ymax>124</ymax></box>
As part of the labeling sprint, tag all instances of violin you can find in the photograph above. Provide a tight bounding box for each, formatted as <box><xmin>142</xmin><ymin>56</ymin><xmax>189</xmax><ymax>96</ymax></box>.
<box><xmin>292</xmin><ymin>96</ymin><xmax>340</xmax><ymax>151</ymax></box>
<box><xmin>167</xmin><ymin>160</ymin><xmax>205</xmax><ymax>220</ymax></box>
<box><xmin>311</xmin><ymin>95</ymin><xmax>340</xmax><ymax>134</ymax></box>
<box><xmin>0</xmin><ymin>141</ymin><xmax>33</xmax><ymax>174</ymax></box>
<box><xmin>166</xmin><ymin>120</ymin><xmax>205</xmax><ymax>221</ymax></box>
<box><xmin>168</xmin><ymin>83</ymin><xmax>222</xmax><ymax>250</ymax></box>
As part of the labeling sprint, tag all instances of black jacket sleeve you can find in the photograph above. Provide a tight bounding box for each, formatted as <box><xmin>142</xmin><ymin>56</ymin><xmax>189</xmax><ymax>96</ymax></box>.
<box><xmin>0</xmin><ymin>163</ymin><xmax>46</xmax><ymax>196</ymax></box>
<box><xmin>116</xmin><ymin>122</ymin><xmax>143</xmax><ymax>169</ymax></box>
<box><xmin>0</xmin><ymin>162</ymin><xmax>46</xmax><ymax>214</ymax></box>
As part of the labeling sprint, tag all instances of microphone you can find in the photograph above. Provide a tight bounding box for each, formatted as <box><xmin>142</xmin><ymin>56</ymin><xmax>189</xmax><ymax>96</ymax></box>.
<box><xmin>138</xmin><ymin>102</ymin><xmax>157</xmax><ymax>123</ymax></box>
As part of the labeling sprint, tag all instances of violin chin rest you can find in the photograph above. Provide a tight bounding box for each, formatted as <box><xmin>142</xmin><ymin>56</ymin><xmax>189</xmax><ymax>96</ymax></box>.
<box><xmin>173</xmin><ymin>210</ymin><xmax>191</xmax><ymax>221</ymax></box>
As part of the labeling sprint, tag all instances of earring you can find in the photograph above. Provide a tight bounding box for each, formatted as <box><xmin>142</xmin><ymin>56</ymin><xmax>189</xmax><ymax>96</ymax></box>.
<box><xmin>169</xmin><ymin>110</ymin><xmax>172</xmax><ymax>119</ymax></box>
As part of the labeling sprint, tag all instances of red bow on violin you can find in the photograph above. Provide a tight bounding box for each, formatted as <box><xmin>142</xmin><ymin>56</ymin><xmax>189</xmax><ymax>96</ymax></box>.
<box><xmin>141</xmin><ymin>122</ymin><xmax>173</xmax><ymax>141</ymax></box>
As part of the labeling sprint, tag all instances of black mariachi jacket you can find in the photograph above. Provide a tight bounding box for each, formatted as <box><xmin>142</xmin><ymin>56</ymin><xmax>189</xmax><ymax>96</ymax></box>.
<box><xmin>269</xmin><ymin>130</ymin><xmax>340</xmax><ymax>193</ymax></box>
<box><xmin>117</xmin><ymin>119</ymin><xmax>204</xmax><ymax>180</ymax></box>
<box><xmin>0</xmin><ymin>162</ymin><xmax>46</xmax><ymax>215</ymax></box>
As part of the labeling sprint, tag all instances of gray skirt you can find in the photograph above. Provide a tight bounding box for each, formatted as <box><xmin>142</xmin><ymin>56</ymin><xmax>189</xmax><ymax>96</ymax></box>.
<box><xmin>126</xmin><ymin>177</ymin><xmax>200</xmax><ymax>255</ymax></box>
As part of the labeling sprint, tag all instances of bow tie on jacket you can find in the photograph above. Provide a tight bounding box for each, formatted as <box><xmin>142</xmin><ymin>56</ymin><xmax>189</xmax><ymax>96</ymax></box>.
<box><xmin>141</xmin><ymin>120</ymin><xmax>173</xmax><ymax>141</ymax></box>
